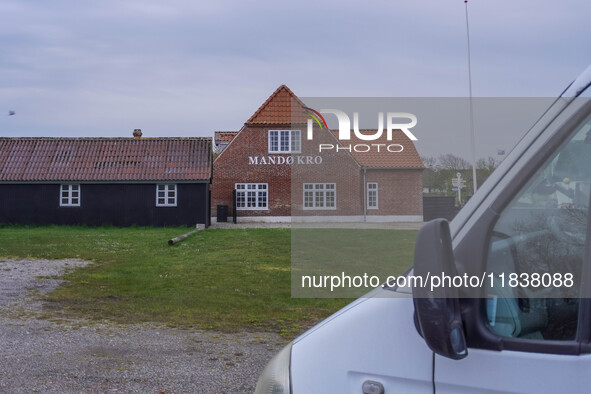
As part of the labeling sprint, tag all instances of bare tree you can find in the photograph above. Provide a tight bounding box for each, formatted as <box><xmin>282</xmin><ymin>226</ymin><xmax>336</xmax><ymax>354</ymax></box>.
<box><xmin>423</xmin><ymin>154</ymin><xmax>500</xmax><ymax>197</ymax></box>
<box><xmin>420</xmin><ymin>156</ymin><xmax>439</xmax><ymax>170</ymax></box>
<box><xmin>438</xmin><ymin>154</ymin><xmax>470</xmax><ymax>170</ymax></box>
<box><xmin>477</xmin><ymin>156</ymin><xmax>499</xmax><ymax>172</ymax></box>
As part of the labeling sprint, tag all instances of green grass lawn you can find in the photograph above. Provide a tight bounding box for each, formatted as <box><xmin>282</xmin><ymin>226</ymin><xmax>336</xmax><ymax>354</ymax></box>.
<box><xmin>292</xmin><ymin>228</ymin><xmax>417</xmax><ymax>297</ymax></box>
<box><xmin>0</xmin><ymin>226</ymin><xmax>417</xmax><ymax>337</ymax></box>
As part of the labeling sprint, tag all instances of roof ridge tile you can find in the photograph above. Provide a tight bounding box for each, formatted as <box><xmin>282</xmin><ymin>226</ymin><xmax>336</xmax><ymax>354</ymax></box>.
<box><xmin>245</xmin><ymin>85</ymin><xmax>308</xmax><ymax>125</ymax></box>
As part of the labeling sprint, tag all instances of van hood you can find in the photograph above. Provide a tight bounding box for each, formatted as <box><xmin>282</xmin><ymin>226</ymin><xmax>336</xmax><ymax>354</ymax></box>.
<box><xmin>293</xmin><ymin>285</ymin><xmax>410</xmax><ymax>344</ymax></box>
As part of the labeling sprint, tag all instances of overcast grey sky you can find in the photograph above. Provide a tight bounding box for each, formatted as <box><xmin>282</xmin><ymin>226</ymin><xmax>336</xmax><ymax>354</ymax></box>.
<box><xmin>1</xmin><ymin>0</ymin><xmax>590</xmax><ymax>158</ymax></box>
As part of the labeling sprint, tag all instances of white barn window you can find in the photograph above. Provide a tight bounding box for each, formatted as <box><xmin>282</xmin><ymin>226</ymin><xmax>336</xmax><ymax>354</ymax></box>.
<box><xmin>303</xmin><ymin>183</ymin><xmax>336</xmax><ymax>210</ymax></box>
<box><xmin>367</xmin><ymin>182</ymin><xmax>378</xmax><ymax>209</ymax></box>
<box><xmin>60</xmin><ymin>184</ymin><xmax>81</xmax><ymax>207</ymax></box>
<box><xmin>156</xmin><ymin>184</ymin><xmax>177</xmax><ymax>207</ymax></box>
<box><xmin>235</xmin><ymin>183</ymin><xmax>268</xmax><ymax>210</ymax></box>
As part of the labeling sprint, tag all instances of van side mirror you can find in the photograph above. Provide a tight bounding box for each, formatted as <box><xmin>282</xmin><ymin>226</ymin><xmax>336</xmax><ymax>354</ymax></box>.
<box><xmin>412</xmin><ymin>219</ymin><xmax>468</xmax><ymax>360</ymax></box>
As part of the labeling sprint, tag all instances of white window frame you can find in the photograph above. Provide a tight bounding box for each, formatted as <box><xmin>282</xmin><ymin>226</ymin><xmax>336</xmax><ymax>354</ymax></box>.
<box><xmin>367</xmin><ymin>182</ymin><xmax>378</xmax><ymax>209</ymax></box>
<box><xmin>156</xmin><ymin>184</ymin><xmax>177</xmax><ymax>207</ymax></box>
<box><xmin>303</xmin><ymin>183</ymin><xmax>336</xmax><ymax>210</ymax></box>
<box><xmin>268</xmin><ymin>130</ymin><xmax>301</xmax><ymax>154</ymax></box>
<box><xmin>235</xmin><ymin>183</ymin><xmax>269</xmax><ymax>210</ymax></box>
<box><xmin>60</xmin><ymin>184</ymin><xmax>81</xmax><ymax>207</ymax></box>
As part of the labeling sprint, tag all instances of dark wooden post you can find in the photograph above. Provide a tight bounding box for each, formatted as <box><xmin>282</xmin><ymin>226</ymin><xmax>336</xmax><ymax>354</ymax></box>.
<box><xmin>206</xmin><ymin>189</ymin><xmax>211</xmax><ymax>227</ymax></box>
<box><xmin>232</xmin><ymin>189</ymin><xmax>237</xmax><ymax>224</ymax></box>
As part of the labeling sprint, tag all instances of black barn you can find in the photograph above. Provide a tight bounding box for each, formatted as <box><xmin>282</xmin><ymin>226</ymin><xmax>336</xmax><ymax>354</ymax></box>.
<box><xmin>0</xmin><ymin>135</ymin><xmax>212</xmax><ymax>227</ymax></box>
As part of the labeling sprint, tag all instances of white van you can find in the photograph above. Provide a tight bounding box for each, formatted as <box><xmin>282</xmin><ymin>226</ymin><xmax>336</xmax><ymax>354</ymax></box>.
<box><xmin>255</xmin><ymin>65</ymin><xmax>591</xmax><ymax>394</ymax></box>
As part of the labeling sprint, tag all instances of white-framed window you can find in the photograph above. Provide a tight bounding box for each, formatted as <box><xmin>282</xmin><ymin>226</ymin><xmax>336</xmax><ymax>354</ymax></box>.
<box><xmin>303</xmin><ymin>183</ymin><xmax>336</xmax><ymax>210</ymax></box>
<box><xmin>236</xmin><ymin>183</ymin><xmax>268</xmax><ymax>210</ymax></box>
<box><xmin>156</xmin><ymin>184</ymin><xmax>177</xmax><ymax>207</ymax></box>
<box><xmin>268</xmin><ymin>130</ymin><xmax>301</xmax><ymax>153</ymax></box>
<box><xmin>367</xmin><ymin>182</ymin><xmax>378</xmax><ymax>209</ymax></box>
<box><xmin>60</xmin><ymin>184</ymin><xmax>81</xmax><ymax>207</ymax></box>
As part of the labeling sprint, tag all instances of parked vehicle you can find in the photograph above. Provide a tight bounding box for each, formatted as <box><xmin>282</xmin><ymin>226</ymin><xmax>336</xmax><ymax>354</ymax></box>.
<box><xmin>255</xmin><ymin>64</ymin><xmax>591</xmax><ymax>393</ymax></box>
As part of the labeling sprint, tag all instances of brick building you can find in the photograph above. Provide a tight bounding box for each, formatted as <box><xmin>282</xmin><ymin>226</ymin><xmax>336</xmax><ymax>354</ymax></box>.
<box><xmin>214</xmin><ymin>131</ymin><xmax>238</xmax><ymax>153</ymax></box>
<box><xmin>211</xmin><ymin>85</ymin><xmax>424</xmax><ymax>223</ymax></box>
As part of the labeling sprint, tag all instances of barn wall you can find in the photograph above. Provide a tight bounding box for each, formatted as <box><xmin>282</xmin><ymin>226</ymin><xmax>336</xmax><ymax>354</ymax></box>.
<box><xmin>0</xmin><ymin>183</ymin><xmax>209</xmax><ymax>227</ymax></box>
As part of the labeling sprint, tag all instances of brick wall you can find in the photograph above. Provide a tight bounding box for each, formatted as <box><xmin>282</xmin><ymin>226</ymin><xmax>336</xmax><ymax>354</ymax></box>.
<box><xmin>291</xmin><ymin>127</ymin><xmax>362</xmax><ymax>216</ymax></box>
<box><xmin>211</xmin><ymin>123</ymin><xmax>423</xmax><ymax>219</ymax></box>
<box><xmin>365</xmin><ymin>168</ymin><xmax>424</xmax><ymax>216</ymax></box>
<box><xmin>212</xmin><ymin>124</ymin><xmax>292</xmax><ymax>217</ymax></box>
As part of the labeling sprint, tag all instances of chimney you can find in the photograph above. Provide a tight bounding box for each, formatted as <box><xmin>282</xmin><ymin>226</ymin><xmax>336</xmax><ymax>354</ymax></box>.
<box><xmin>133</xmin><ymin>129</ymin><xmax>142</xmax><ymax>138</ymax></box>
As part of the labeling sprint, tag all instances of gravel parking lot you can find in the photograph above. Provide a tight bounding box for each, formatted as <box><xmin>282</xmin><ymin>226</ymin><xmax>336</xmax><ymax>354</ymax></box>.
<box><xmin>0</xmin><ymin>259</ymin><xmax>285</xmax><ymax>393</ymax></box>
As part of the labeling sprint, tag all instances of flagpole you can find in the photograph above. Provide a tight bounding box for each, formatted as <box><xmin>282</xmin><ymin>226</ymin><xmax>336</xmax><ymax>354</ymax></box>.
<box><xmin>465</xmin><ymin>0</ymin><xmax>478</xmax><ymax>193</ymax></box>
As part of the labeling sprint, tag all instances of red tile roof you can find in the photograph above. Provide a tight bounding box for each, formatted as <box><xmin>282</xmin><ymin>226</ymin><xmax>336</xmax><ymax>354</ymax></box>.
<box><xmin>246</xmin><ymin>85</ymin><xmax>308</xmax><ymax>125</ymax></box>
<box><xmin>0</xmin><ymin>137</ymin><xmax>212</xmax><ymax>182</ymax></box>
<box><xmin>214</xmin><ymin>131</ymin><xmax>238</xmax><ymax>143</ymax></box>
<box><xmin>331</xmin><ymin>130</ymin><xmax>424</xmax><ymax>169</ymax></box>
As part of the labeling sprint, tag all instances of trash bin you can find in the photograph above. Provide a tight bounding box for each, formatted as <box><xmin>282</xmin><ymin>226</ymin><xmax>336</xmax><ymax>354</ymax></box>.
<box><xmin>217</xmin><ymin>205</ymin><xmax>228</xmax><ymax>222</ymax></box>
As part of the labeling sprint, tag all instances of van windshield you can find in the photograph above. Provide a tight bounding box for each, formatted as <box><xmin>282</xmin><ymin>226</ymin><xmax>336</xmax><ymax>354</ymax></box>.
<box><xmin>485</xmin><ymin>112</ymin><xmax>591</xmax><ymax>341</ymax></box>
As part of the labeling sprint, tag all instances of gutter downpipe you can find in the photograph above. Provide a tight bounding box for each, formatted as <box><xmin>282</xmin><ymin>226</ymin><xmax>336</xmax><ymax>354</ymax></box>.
<box><xmin>363</xmin><ymin>167</ymin><xmax>367</xmax><ymax>222</ymax></box>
